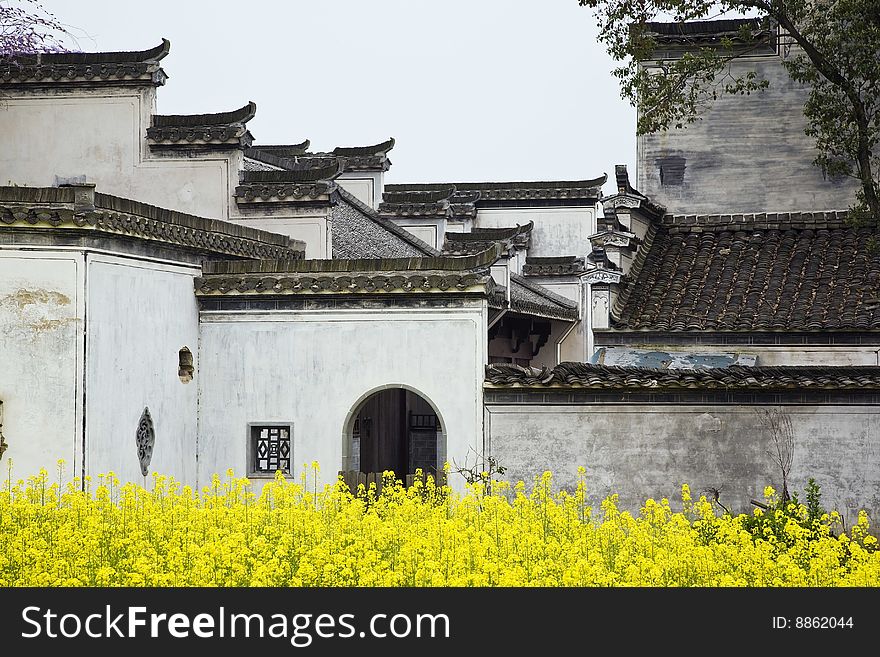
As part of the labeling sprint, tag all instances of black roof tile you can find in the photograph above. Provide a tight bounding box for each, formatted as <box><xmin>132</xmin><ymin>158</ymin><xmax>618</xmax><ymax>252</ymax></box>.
<box><xmin>152</xmin><ymin>102</ymin><xmax>256</xmax><ymax>128</ymax></box>
<box><xmin>485</xmin><ymin>362</ymin><xmax>880</xmax><ymax>389</ymax></box>
<box><xmin>385</xmin><ymin>176</ymin><xmax>606</xmax><ymax>203</ymax></box>
<box><xmin>333</xmin><ymin>138</ymin><xmax>395</xmax><ymax>157</ymax></box>
<box><xmin>1</xmin><ymin>40</ymin><xmax>171</xmax><ymax>86</ymax></box>
<box><xmin>148</xmin><ymin>102</ymin><xmax>256</xmax><ymax>148</ymax></box>
<box><xmin>614</xmin><ymin>212</ymin><xmax>880</xmax><ymax>332</ymax></box>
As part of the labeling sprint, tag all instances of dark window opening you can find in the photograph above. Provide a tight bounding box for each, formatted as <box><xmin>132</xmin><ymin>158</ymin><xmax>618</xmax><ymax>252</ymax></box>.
<box><xmin>178</xmin><ymin>347</ymin><xmax>194</xmax><ymax>383</ymax></box>
<box><xmin>657</xmin><ymin>155</ymin><xmax>686</xmax><ymax>186</ymax></box>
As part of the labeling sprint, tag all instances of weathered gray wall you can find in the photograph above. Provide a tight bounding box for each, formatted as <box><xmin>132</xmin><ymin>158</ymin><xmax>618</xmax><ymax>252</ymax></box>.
<box><xmin>486</xmin><ymin>403</ymin><xmax>880</xmax><ymax>529</ymax></box>
<box><xmin>637</xmin><ymin>54</ymin><xmax>860</xmax><ymax>214</ymax></box>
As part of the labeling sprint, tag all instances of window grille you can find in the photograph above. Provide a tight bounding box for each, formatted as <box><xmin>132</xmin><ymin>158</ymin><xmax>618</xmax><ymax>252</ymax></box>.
<box><xmin>250</xmin><ymin>425</ymin><xmax>291</xmax><ymax>475</ymax></box>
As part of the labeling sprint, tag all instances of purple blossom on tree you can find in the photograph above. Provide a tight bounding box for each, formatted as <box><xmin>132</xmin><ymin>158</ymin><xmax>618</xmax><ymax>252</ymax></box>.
<box><xmin>1</xmin><ymin>0</ymin><xmax>68</xmax><ymax>58</ymax></box>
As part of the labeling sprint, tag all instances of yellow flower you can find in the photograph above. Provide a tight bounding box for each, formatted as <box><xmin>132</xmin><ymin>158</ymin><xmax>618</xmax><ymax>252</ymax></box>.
<box><xmin>0</xmin><ymin>469</ymin><xmax>877</xmax><ymax>587</ymax></box>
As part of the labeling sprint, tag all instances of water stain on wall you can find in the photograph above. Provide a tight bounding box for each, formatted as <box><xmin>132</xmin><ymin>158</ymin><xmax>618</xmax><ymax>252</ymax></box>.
<box><xmin>1</xmin><ymin>288</ymin><xmax>72</xmax><ymax>310</ymax></box>
<box><xmin>0</xmin><ymin>288</ymin><xmax>76</xmax><ymax>335</ymax></box>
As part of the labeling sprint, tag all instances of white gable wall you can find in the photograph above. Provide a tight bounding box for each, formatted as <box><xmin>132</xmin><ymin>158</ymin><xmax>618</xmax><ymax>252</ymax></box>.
<box><xmin>475</xmin><ymin>207</ymin><xmax>596</xmax><ymax>258</ymax></box>
<box><xmin>337</xmin><ymin>172</ymin><xmax>384</xmax><ymax>209</ymax></box>
<box><xmin>0</xmin><ymin>90</ymin><xmax>237</xmax><ymax>221</ymax></box>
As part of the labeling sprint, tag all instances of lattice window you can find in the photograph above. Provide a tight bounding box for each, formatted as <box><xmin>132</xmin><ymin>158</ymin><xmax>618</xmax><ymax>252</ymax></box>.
<box><xmin>250</xmin><ymin>425</ymin><xmax>291</xmax><ymax>475</ymax></box>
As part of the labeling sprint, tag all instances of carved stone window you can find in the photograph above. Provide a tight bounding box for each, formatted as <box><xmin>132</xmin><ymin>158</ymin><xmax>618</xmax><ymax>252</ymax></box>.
<box><xmin>248</xmin><ymin>424</ymin><xmax>292</xmax><ymax>477</ymax></box>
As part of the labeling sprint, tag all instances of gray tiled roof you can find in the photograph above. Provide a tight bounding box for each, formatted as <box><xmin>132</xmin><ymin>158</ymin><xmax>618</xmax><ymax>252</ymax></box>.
<box><xmin>0</xmin><ymin>39</ymin><xmax>170</xmax><ymax>86</ymax></box>
<box><xmin>485</xmin><ymin>362</ymin><xmax>880</xmax><ymax>389</ymax></box>
<box><xmin>333</xmin><ymin>138</ymin><xmax>395</xmax><ymax>157</ymax></box>
<box><xmin>443</xmin><ymin>223</ymin><xmax>533</xmax><ymax>255</ymax></box>
<box><xmin>498</xmin><ymin>273</ymin><xmax>579</xmax><ymax>322</ymax></box>
<box><xmin>385</xmin><ymin>176</ymin><xmax>606</xmax><ymax>203</ymax></box>
<box><xmin>235</xmin><ymin>160</ymin><xmax>343</xmax><ymax>202</ymax></box>
<box><xmin>613</xmin><ymin>212</ymin><xmax>880</xmax><ymax>332</ymax></box>
<box><xmin>0</xmin><ymin>186</ymin><xmax>303</xmax><ymax>260</ymax></box>
<box><xmin>242</xmin><ymin>157</ymin><xmax>281</xmax><ymax>172</ymax></box>
<box><xmin>147</xmin><ymin>102</ymin><xmax>256</xmax><ymax>148</ymax></box>
<box><xmin>244</xmin><ymin>139</ymin><xmax>394</xmax><ymax>173</ymax></box>
<box><xmin>645</xmin><ymin>18</ymin><xmax>771</xmax><ymax>44</ymax></box>
<box><xmin>194</xmin><ymin>247</ymin><xmax>502</xmax><ymax>297</ymax></box>
<box><xmin>244</xmin><ymin>142</ymin><xmax>311</xmax><ymax>163</ymax></box>
<box><xmin>378</xmin><ymin>186</ymin><xmax>455</xmax><ymax>218</ymax></box>
<box><xmin>331</xmin><ymin>188</ymin><xmax>439</xmax><ymax>259</ymax></box>
<box><xmin>523</xmin><ymin>255</ymin><xmax>587</xmax><ymax>276</ymax></box>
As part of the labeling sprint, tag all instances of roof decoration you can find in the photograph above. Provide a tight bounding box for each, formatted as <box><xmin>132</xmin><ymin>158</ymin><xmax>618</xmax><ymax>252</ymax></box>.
<box><xmin>385</xmin><ymin>176</ymin><xmax>607</xmax><ymax>204</ymax></box>
<box><xmin>585</xmin><ymin>164</ymin><xmax>663</xmax><ymax>288</ymax></box>
<box><xmin>147</xmin><ymin>102</ymin><xmax>256</xmax><ymax>149</ymax></box>
<box><xmin>203</xmin><ymin>245</ymin><xmax>500</xmax><ymax>275</ymax></box>
<box><xmin>487</xmin><ymin>272</ymin><xmax>579</xmax><ymax>322</ymax></box>
<box><xmin>194</xmin><ymin>245</ymin><xmax>502</xmax><ymax>298</ymax></box>
<box><xmin>612</xmin><ymin>211</ymin><xmax>880</xmax><ymax>332</ymax></box>
<box><xmin>600</xmin><ymin>165</ymin><xmax>665</xmax><ymax>223</ymax></box>
<box><xmin>503</xmin><ymin>273</ymin><xmax>579</xmax><ymax>322</ymax></box>
<box><xmin>0</xmin><ymin>39</ymin><xmax>171</xmax><ymax>87</ymax></box>
<box><xmin>485</xmin><ymin>362</ymin><xmax>880</xmax><ymax>390</ymax></box>
<box><xmin>331</xmin><ymin>187</ymin><xmax>440</xmax><ymax>259</ymax></box>
<box><xmin>0</xmin><ymin>185</ymin><xmax>304</xmax><ymax>260</ymax></box>
<box><xmin>523</xmin><ymin>255</ymin><xmax>588</xmax><ymax>277</ymax></box>
<box><xmin>378</xmin><ymin>186</ymin><xmax>455</xmax><ymax>218</ymax></box>
<box><xmin>645</xmin><ymin>18</ymin><xmax>774</xmax><ymax>49</ymax></box>
<box><xmin>449</xmin><ymin>190</ymin><xmax>482</xmax><ymax>219</ymax></box>
<box><xmin>245</xmin><ymin>138</ymin><xmax>395</xmax><ymax>173</ymax></box>
<box><xmin>443</xmin><ymin>222</ymin><xmax>534</xmax><ymax>256</ymax></box>
<box><xmin>333</xmin><ymin>137</ymin><xmax>395</xmax><ymax>157</ymax></box>
<box><xmin>245</xmin><ymin>141</ymin><xmax>311</xmax><ymax>161</ymax></box>
<box><xmin>235</xmin><ymin>159</ymin><xmax>344</xmax><ymax>203</ymax></box>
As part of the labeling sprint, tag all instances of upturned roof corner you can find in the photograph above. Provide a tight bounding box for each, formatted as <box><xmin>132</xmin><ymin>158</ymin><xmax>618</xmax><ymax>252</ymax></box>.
<box><xmin>0</xmin><ymin>39</ymin><xmax>172</xmax><ymax>87</ymax></box>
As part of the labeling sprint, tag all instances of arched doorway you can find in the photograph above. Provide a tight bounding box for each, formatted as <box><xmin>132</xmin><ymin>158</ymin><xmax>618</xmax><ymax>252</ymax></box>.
<box><xmin>343</xmin><ymin>387</ymin><xmax>445</xmax><ymax>481</ymax></box>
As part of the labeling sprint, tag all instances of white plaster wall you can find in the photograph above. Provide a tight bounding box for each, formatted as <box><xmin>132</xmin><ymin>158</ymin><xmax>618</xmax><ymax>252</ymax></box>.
<box><xmin>487</xmin><ymin>404</ymin><xmax>880</xmax><ymax>530</ymax></box>
<box><xmin>85</xmin><ymin>254</ymin><xmax>200</xmax><ymax>484</ymax></box>
<box><xmin>476</xmin><ymin>208</ymin><xmax>596</xmax><ymax>257</ymax></box>
<box><xmin>338</xmin><ymin>173</ymin><xmax>382</xmax><ymax>209</ymax></box>
<box><xmin>746</xmin><ymin>347</ymin><xmax>880</xmax><ymax>366</ymax></box>
<box><xmin>386</xmin><ymin>217</ymin><xmax>446</xmax><ymax>251</ymax></box>
<box><xmin>229</xmin><ymin>216</ymin><xmax>328</xmax><ymax>259</ymax></box>
<box><xmin>0</xmin><ymin>250</ymin><xmax>83</xmax><ymax>479</ymax></box>
<box><xmin>531</xmin><ymin>280</ymin><xmax>579</xmax><ymax>304</ymax></box>
<box><xmin>397</xmin><ymin>225</ymin><xmax>438</xmax><ymax>250</ymax></box>
<box><xmin>197</xmin><ymin>306</ymin><xmax>486</xmax><ymax>488</ymax></box>
<box><xmin>0</xmin><ymin>92</ymin><xmax>235</xmax><ymax>220</ymax></box>
<box><xmin>524</xmin><ymin>278</ymin><xmax>590</xmax><ymax>362</ymax></box>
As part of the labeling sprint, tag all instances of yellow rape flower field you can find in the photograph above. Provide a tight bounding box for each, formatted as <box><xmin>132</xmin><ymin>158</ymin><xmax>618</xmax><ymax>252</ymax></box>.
<box><xmin>1</xmin><ymin>461</ymin><xmax>878</xmax><ymax>587</ymax></box>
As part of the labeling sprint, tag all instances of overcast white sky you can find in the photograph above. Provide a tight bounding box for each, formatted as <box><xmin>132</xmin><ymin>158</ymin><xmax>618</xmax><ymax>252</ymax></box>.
<box><xmin>44</xmin><ymin>0</ymin><xmax>636</xmax><ymax>188</ymax></box>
